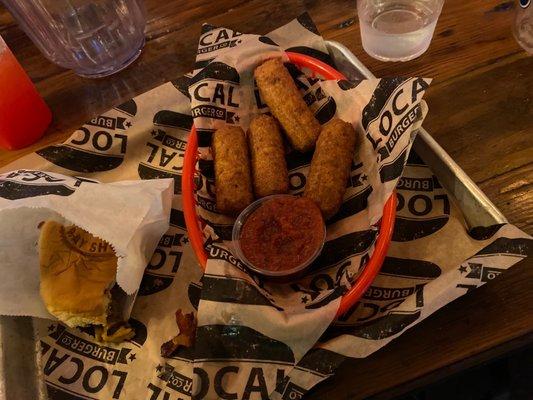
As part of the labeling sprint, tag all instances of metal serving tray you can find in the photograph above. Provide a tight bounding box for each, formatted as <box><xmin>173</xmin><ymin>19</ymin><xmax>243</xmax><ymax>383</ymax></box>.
<box><xmin>325</xmin><ymin>40</ymin><xmax>507</xmax><ymax>229</ymax></box>
<box><xmin>0</xmin><ymin>39</ymin><xmax>508</xmax><ymax>400</ymax></box>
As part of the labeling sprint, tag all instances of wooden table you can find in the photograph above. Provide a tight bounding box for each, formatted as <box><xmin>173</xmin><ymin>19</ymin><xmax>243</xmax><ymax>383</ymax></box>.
<box><xmin>1</xmin><ymin>0</ymin><xmax>532</xmax><ymax>398</ymax></box>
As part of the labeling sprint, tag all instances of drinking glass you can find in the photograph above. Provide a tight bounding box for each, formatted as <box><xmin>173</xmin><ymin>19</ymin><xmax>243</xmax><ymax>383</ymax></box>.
<box><xmin>357</xmin><ymin>0</ymin><xmax>444</xmax><ymax>62</ymax></box>
<box><xmin>513</xmin><ymin>0</ymin><xmax>532</xmax><ymax>53</ymax></box>
<box><xmin>2</xmin><ymin>0</ymin><xmax>146</xmax><ymax>78</ymax></box>
<box><xmin>0</xmin><ymin>36</ymin><xmax>52</xmax><ymax>150</ymax></box>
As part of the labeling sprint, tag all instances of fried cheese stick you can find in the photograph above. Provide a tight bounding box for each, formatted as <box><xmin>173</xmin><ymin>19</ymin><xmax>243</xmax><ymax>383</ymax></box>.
<box><xmin>247</xmin><ymin>114</ymin><xmax>289</xmax><ymax>198</ymax></box>
<box><xmin>212</xmin><ymin>125</ymin><xmax>254</xmax><ymax>215</ymax></box>
<box><xmin>304</xmin><ymin>118</ymin><xmax>357</xmax><ymax>219</ymax></box>
<box><xmin>254</xmin><ymin>58</ymin><xmax>321</xmax><ymax>152</ymax></box>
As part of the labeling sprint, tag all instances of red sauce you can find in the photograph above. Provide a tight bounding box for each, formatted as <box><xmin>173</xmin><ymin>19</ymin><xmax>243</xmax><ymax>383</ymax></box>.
<box><xmin>239</xmin><ymin>196</ymin><xmax>325</xmax><ymax>272</ymax></box>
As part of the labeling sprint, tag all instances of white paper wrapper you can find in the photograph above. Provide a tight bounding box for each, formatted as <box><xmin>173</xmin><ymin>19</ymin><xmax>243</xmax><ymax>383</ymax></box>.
<box><xmin>0</xmin><ymin>170</ymin><xmax>173</xmax><ymax>319</ymax></box>
<box><xmin>0</xmin><ymin>14</ymin><xmax>530</xmax><ymax>400</ymax></box>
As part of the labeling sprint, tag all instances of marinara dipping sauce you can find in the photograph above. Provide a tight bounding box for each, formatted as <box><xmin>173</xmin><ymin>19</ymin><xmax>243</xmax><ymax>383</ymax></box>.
<box><xmin>232</xmin><ymin>195</ymin><xmax>325</xmax><ymax>278</ymax></box>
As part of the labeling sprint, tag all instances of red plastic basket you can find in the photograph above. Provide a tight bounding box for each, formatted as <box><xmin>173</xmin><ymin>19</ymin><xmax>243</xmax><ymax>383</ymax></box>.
<box><xmin>182</xmin><ymin>52</ymin><xmax>397</xmax><ymax>317</ymax></box>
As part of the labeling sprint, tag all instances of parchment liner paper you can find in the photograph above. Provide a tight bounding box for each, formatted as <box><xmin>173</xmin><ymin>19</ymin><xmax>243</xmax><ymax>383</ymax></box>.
<box><xmin>0</xmin><ymin>14</ymin><xmax>530</xmax><ymax>400</ymax></box>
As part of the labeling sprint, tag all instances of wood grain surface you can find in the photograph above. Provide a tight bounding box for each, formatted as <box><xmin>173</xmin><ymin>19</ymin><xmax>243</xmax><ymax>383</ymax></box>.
<box><xmin>1</xmin><ymin>0</ymin><xmax>532</xmax><ymax>398</ymax></box>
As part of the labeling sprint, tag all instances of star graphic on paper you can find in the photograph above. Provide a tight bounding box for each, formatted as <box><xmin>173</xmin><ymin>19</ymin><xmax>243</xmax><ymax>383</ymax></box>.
<box><xmin>361</xmin><ymin>174</ymin><xmax>368</xmax><ymax>181</ymax></box>
<box><xmin>301</xmin><ymin>295</ymin><xmax>309</xmax><ymax>304</ymax></box>
<box><xmin>234</xmin><ymin>115</ymin><xmax>240</xmax><ymax>122</ymax></box>
<box><xmin>156</xmin><ymin>364</ymin><xmax>163</xmax><ymax>372</ymax></box>
<box><xmin>48</xmin><ymin>324</ymin><xmax>56</xmax><ymax>332</ymax></box>
<box><xmin>125</xmin><ymin>121</ymin><xmax>132</xmax><ymax>128</ymax></box>
<box><xmin>128</xmin><ymin>353</ymin><xmax>136</xmax><ymax>362</ymax></box>
<box><xmin>458</xmin><ymin>265</ymin><xmax>467</xmax><ymax>274</ymax></box>
<box><xmin>182</xmin><ymin>236</ymin><xmax>189</xmax><ymax>244</ymax></box>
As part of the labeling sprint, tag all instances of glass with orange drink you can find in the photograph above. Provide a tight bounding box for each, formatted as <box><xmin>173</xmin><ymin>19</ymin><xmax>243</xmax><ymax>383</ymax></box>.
<box><xmin>0</xmin><ymin>36</ymin><xmax>51</xmax><ymax>150</ymax></box>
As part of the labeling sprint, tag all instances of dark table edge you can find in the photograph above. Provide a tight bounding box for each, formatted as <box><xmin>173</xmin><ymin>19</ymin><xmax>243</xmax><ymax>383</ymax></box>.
<box><xmin>366</xmin><ymin>332</ymin><xmax>533</xmax><ymax>399</ymax></box>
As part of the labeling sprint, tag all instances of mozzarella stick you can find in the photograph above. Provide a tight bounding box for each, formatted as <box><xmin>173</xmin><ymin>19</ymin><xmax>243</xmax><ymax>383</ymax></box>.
<box><xmin>212</xmin><ymin>126</ymin><xmax>254</xmax><ymax>215</ymax></box>
<box><xmin>304</xmin><ymin>118</ymin><xmax>357</xmax><ymax>220</ymax></box>
<box><xmin>254</xmin><ymin>58</ymin><xmax>321</xmax><ymax>152</ymax></box>
<box><xmin>247</xmin><ymin>115</ymin><xmax>289</xmax><ymax>198</ymax></box>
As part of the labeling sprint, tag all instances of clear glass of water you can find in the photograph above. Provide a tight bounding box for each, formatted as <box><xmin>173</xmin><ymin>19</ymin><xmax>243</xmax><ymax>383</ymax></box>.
<box><xmin>2</xmin><ymin>0</ymin><xmax>146</xmax><ymax>78</ymax></box>
<box><xmin>357</xmin><ymin>0</ymin><xmax>444</xmax><ymax>62</ymax></box>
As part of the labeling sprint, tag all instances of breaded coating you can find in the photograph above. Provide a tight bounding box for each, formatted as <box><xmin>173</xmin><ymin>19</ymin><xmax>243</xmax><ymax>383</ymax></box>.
<box><xmin>247</xmin><ymin>114</ymin><xmax>289</xmax><ymax>198</ymax></box>
<box><xmin>304</xmin><ymin>118</ymin><xmax>357</xmax><ymax>219</ymax></box>
<box><xmin>212</xmin><ymin>125</ymin><xmax>254</xmax><ymax>215</ymax></box>
<box><xmin>255</xmin><ymin>58</ymin><xmax>320</xmax><ymax>152</ymax></box>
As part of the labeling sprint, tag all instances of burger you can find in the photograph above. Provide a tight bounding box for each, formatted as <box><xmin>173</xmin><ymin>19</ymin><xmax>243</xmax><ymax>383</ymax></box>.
<box><xmin>38</xmin><ymin>220</ymin><xmax>134</xmax><ymax>342</ymax></box>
